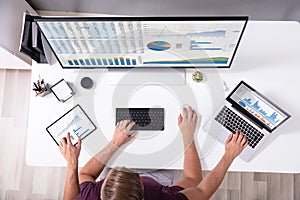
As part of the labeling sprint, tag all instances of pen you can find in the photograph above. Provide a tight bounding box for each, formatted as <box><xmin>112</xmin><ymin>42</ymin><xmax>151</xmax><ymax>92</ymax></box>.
<box><xmin>35</xmin><ymin>88</ymin><xmax>45</xmax><ymax>96</ymax></box>
<box><xmin>33</xmin><ymin>82</ymin><xmax>39</xmax><ymax>90</ymax></box>
<box><xmin>43</xmin><ymin>83</ymin><xmax>47</xmax><ymax>91</ymax></box>
<box><xmin>37</xmin><ymin>80</ymin><xmax>41</xmax><ymax>91</ymax></box>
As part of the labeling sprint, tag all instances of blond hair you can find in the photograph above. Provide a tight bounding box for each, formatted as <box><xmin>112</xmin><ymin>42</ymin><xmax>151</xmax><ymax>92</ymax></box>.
<box><xmin>101</xmin><ymin>167</ymin><xmax>144</xmax><ymax>200</ymax></box>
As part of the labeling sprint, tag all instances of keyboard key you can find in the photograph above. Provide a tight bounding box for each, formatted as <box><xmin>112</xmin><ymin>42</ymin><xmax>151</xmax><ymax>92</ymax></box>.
<box><xmin>215</xmin><ymin>106</ymin><xmax>264</xmax><ymax>149</ymax></box>
<box><xmin>116</xmin><ymin>108</ymin><xmax>164</xmax><ymax>131</ymax></box>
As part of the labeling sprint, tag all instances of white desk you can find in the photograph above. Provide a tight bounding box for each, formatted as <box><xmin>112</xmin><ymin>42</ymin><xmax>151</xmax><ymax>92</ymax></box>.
<box><xmin>27</xmin><ymin>21</ymin><xmax>300</xmax><ymax>173</ymax></box>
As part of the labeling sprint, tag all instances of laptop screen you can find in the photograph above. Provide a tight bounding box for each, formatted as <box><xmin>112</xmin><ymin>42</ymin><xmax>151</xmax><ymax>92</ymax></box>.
<box><xmin>227</xmin><ymin>81</ymin><xmax>290</xmax><ymax>131</ymax></box>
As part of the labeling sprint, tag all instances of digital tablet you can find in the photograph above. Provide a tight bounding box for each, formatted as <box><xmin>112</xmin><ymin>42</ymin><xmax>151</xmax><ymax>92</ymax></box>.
<box><xmin>46</xmin><ymin>104</ymin><xmax>96</xmax><ymax>146</ymax></box>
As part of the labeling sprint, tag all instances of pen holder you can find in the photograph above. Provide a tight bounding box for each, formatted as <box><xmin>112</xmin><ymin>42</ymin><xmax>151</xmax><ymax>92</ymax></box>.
<box><xmin>35</xmin><ymin>83</ymin><xmax>51</xmax><ymax>97</ymax></box>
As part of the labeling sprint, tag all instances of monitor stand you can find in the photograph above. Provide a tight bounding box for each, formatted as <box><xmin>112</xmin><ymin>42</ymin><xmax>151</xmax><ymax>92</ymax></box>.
<box><xmin>107</xmin><ymin>68</ymin><xmax>186</xmax><ymax>86</ymax></box>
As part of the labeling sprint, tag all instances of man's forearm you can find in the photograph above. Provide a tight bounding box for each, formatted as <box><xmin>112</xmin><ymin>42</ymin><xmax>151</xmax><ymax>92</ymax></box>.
<box><xmin>181</xmin><ymin>131</ymin><xmax>246</xmax><ymax>200</ymax></box>
<box><xmin>64</xmin><ymin>163</ymin><xmax>80</xmax><ymax>200</ymax></box>
<box><xmin>174</xmin><ymin>138</ymin><xmax>202</xmax><ymax>188</ymax></box>
<box><xmin>79</xmin><ymin>142</ymin><xmax>118</xmax><ymax>182</ymax></box>
<box><xmin>197</xmin><ymin>154</ymin><xmax>233</xmax><ymax>199</ymax></box>
<box><xmin>183</xmin><ymin>140</ymin><xmax>202</xmax><ymax>182</ymax></box>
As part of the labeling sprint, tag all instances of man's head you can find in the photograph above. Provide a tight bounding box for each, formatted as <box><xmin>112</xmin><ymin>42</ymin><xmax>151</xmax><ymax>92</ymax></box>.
<box><xmin>101</xmin><ymin>167</ymin><xmax>144</xmax><ymax>200</ymax></box>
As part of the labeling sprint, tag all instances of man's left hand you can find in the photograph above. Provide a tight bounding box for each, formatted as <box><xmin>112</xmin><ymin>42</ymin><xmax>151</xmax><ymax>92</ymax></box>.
<box><xmin>59</xmin><ymin>132</ymin><xmax>82</xmax><ymax>168</ymax></box>
<box><xmin>111</xmin><ymin>120</ymin><xmax>137</xmax><ymax>147</ymax></box>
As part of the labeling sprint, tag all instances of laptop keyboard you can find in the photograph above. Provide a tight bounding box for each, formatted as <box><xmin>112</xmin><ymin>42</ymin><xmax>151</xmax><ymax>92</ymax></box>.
<box><xmin>116</xmin><ymin>108</ymin><xmax>164</xmax><ymax>131</ymax></box>
<box><xmin>215</xmin><ymin>106</ymin><xmax>264</xmax><ymax>149</ymax></box>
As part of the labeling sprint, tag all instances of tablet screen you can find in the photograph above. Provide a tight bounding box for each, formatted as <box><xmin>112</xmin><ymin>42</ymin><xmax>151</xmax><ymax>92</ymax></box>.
<box><xmin>46</xmin><ymin>105</ymin><xmax>96</xmax><ymax>146</ymax></box>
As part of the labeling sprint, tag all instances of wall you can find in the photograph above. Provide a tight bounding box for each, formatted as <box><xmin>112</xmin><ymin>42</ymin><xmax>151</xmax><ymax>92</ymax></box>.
<box><xmin>27</xmin><ymin>0</ymin><xmax>300</xmax><ymax>21</ymax></box>
<box><xmin>0</xmin><ymin>0</ymin><xmax>37</xmax><ymax>69</ymax></box>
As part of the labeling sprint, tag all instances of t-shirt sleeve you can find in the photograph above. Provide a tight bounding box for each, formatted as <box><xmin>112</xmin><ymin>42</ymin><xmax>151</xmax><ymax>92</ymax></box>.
<box><xmin>142</xmin><ymin>176</ymin><xmax>188</xmax><ymax>200</ymax></box>
<box><xmin>161</xmin><ymin>186</ymin><xmax>189</xmax><ymax>200</ymax></box>
<box><xmin>74</xmin><ymin>181</ymin><xmax>103</xmax><ymax>200</ymax></box>
<box><xmin>176</xmin><ymin>192</ymin><xmax>189</xmax><ymax>200</ymax></box>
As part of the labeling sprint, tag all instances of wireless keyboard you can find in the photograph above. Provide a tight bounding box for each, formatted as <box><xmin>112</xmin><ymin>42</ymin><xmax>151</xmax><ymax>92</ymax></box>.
<box><xmin>116</xmin><ymin>108</ymin><xmax>164</xmax><ymax>131</ymax></box>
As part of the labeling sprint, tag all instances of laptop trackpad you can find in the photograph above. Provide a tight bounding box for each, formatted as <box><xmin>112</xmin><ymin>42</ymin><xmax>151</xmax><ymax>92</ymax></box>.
<box><xmin>218</xmin><ymin>130</ymin><xmax>230</xmax><ymax>144</ymax></box>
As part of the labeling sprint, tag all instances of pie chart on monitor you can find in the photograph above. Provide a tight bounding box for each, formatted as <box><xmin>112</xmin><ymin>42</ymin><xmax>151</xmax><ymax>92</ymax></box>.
<box><xmin>147</xmin><ymin>41</ymin><xmax>171</xmax><ymax>51</ymax></box>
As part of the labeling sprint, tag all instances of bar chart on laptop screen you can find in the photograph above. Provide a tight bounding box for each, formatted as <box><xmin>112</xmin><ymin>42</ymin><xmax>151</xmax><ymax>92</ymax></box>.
<box><xmin>36</xmin><ymin>19</ymin><xmax>247</xmax><ymax>68</ymax></box>
<box><xmin>231</xmin><ymin>85</ymin><xmax>288</xmax><ymax>129</ymax></box>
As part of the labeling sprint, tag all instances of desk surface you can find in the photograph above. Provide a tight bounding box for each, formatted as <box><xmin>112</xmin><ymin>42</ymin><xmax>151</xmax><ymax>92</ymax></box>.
<box><xmin>27</xmin><ymin>21</ymin><xmax>300</xmax><ymax>173</ymax></box>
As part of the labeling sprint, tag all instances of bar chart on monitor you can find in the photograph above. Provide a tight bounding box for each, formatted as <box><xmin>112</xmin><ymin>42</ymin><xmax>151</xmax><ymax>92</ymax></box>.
<box><xmin>141</xmin><ymin>21</ymin><xmax>245</xmax><ymax>66</ymax></box>
<box><xmin>36</xmin><ymin>18</ymin><xmax>247</xmax><ymax>68</ymax></box>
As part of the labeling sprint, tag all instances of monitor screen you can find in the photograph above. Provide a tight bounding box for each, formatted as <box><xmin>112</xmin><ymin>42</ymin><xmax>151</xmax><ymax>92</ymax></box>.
<box><xmin>228</xmin><ymin>81</ymin><xmax>290</xmax><ymax>131</ymax></box>
<box><xmin>35</xmin><ymin>16</ymin><xmax>248</xmax><ymax>68</ymax></box>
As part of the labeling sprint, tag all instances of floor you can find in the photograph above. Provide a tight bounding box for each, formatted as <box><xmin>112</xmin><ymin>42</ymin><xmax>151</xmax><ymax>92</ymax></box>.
<box><xmin>0</xmin><ymin>69</ymin><xmax>299</xmax><ymax>200</ymax></box>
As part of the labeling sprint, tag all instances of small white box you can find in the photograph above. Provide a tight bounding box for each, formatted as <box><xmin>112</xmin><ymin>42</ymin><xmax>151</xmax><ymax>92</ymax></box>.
<box><xmin>50</xmin><ymin>79</ymin><xmax>74</xmax><ymax>102</ymax></box>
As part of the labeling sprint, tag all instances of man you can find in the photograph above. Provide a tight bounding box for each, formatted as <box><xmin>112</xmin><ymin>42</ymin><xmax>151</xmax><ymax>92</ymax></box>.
<box><xmin>59</xmin><ymin>106</ymin><xmax>248</xmax><ymax>200</ymax></box>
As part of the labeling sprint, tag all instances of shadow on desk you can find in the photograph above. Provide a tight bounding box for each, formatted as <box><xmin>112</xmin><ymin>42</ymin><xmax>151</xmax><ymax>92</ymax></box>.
<box><xmin>278</xmin><ymin>115</ymin><xmax>300</xmax><ymax>135</ymax></box>
<box><xmin>252</xmin><ymin>114</ymin><xmax>298</xmax><ymax>162</ymax></box>
<box><xmin>232</xmin><ymin>54</ymin><xmax>299</xmax><ymax>73</ymax></box>
<box><xmin>233</xmin><ymin>56</ymin><xmax>274</xmax><ymax>73</ymax></box>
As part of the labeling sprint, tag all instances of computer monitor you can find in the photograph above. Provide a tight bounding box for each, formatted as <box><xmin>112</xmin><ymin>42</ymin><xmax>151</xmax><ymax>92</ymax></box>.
<box><xmin>34</xmin><ymin>16</ymin><xmax>248</xmax><ymax>69</ymax></box>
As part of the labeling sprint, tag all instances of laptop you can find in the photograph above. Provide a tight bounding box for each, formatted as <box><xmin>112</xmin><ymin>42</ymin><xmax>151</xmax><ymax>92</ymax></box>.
<box><xmin>204</xmin><ymin>81</ymin><xmax>290</xmax><ymax>161</ymax></box>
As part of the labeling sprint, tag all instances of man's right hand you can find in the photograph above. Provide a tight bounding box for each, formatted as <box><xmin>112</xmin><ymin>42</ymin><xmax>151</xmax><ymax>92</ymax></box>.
<box><xmin>178</xmin><ymin>106</ymin><xmax>199</xmax><ymax>144</ymax></box>
<box><xmin>224</xmin><ymin>130</ymin><xmax>248</xmax><ymax>161</ymax></box>
<box><xmin>59</xmin><ymin>132</ymin><xmax>81</xmax><ymax>168</ymax></box>
<box><xmin>180</xmin><ymin>130</ymin><xmax>248</xmax><ymax>200</ymax></box>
